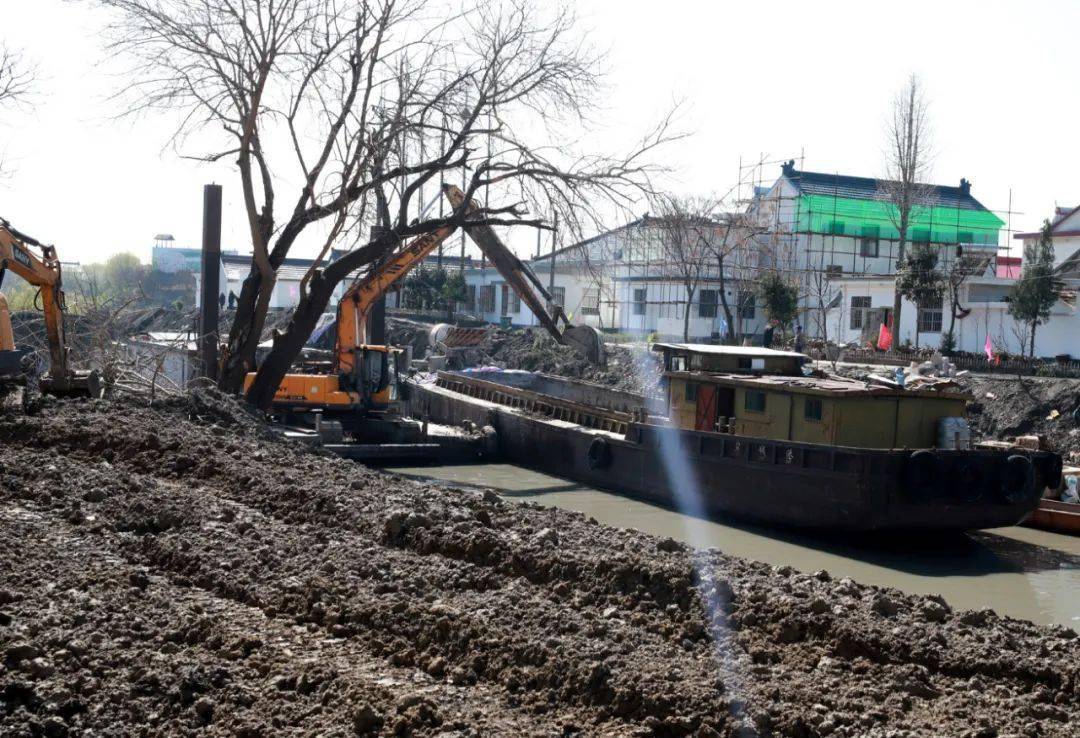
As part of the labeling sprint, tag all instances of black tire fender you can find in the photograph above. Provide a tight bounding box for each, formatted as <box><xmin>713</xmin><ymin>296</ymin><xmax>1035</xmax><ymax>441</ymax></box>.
<box><xmin>1000</xmin><ymin>454</ymin><xmax>1036</xmax><ymax>504</ymax></box>
<box><xmin>949</xmin><ymin>460</ymin><xmax>984</xmax><ymax>502</ymax></box>
<box><xmin>905</xmin><ymin>450</ymin><xmax>938</xmax><ymax>500</ymax></box>
<box><xmin>587</xmin><ymin>435</ymin><xmax>612</xmax><ymax>470</ymax></box>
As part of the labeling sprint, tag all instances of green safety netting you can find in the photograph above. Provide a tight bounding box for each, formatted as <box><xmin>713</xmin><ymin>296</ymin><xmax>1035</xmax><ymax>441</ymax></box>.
<box><xmin>796</xmin><ymin>194</ymin><xmax>1003</xmax><ymax>245</ymax></box>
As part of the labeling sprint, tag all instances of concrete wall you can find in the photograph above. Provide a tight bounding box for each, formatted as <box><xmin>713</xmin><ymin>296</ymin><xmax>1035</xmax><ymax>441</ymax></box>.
<box><xmin>831</xmin><ymin>278</ymin><xmax>1080</xmax><ymax>358</ymax></box>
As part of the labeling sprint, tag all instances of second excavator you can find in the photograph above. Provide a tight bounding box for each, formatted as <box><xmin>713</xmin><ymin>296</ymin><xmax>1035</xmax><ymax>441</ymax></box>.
<box><xmin>243</xmin><ymin>184</ymin><xmax>603</xmax><ymax>439</ymax></box>
<box><xmin>0</xmin><ymin>220</ymin><xmax>101</xmax><ymax>402</ymax></box>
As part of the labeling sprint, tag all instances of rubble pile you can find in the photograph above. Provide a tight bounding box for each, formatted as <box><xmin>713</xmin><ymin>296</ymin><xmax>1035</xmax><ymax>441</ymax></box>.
<box><xmin>1</xmin><ymin>395</ymin><xmax>1077</xmax><ymax>736</ymax></box>
<box><xmin>963</xmin><ymin>375</ymin><xmax>1080</xmax><ymax>461</ymax></box>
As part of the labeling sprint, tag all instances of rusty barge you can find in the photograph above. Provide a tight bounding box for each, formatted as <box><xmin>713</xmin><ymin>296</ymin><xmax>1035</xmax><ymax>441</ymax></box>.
<box><xmin>404</xmin><ymin>344</ymin><xmax>1062</xmax><ymax>532</ymax></box>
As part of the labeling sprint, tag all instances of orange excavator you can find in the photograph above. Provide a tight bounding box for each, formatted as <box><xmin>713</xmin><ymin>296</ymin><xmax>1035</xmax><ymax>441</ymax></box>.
<box><xmin>243</xmin><ymin>183</ymin><xmax>603</xmax><ymax>438</ymax></box>
<box><xmin>0</xmin><ymin>220</ymin><xmax>101</xmax><ymax>401</ymax></box>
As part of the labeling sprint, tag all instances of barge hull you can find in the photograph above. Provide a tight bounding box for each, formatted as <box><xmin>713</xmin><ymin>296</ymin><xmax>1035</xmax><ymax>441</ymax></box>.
<box><xmin>405</xmin><ymin>373</ymin><xmax>1055</xmax><ymax>532</ymax></box>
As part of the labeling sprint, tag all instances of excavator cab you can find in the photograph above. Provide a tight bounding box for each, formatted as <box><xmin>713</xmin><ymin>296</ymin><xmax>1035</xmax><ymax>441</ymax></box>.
<box><xmin>353</xmin><ymin>344</ymin><xmax>403</xmax><ymax>409</ymax></box>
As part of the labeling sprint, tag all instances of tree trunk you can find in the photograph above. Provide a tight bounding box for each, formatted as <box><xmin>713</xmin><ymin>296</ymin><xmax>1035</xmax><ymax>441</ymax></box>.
<box><xmin>717</xmin><ymin>255</ymin><xmax>735</xmax><ymax>344</ymax></box>
<box><xmin>218</xmin><ymin>270</ymin><xmax>269</xmax><ymax>392</ymax></box>
<box><xmin>1030</xmin><ymin>322</ymin><xmax>1037</xmax><ymax>358</ymax></box>
<box><xmin>244</xmin><ymin>237</ymin><xmax>392</xmax><ymax>409</ymax></box>
<box><xmin>947</xmin><ymin>290</ymin><xmax>958</xmax><ymax>354</ymax></box>
<box><xmin>891</xmin><ymin>224</ymin><xmax>909</xmax><ymax>344</ymax></box>
<box><xmin>245</xmin><ymin>272</ymin><xmax>335</xmax><ymax>410</ymax></box>
<box><xmin>683</xmin><ymin>285</ymin><xmax>695</xmax><ymax>342</ymax></box>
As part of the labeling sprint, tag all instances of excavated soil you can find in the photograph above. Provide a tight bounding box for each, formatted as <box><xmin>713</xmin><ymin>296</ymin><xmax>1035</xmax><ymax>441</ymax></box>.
<box><xmin>387</xmin><ymin>317</ymin><xmax>662</xmax><ymax>396</ymax></box>
<box><xmin>962</xmin><ymin>376</ymin><xmax>1080</xmax><ymax>461</ymax></box>
<box><xmin>1</xmin><ymin>395</ymin><xmax>1078</xmax><ymax>737</ymax></box>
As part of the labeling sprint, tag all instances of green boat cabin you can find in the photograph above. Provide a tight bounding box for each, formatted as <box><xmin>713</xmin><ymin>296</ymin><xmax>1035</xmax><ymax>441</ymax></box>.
<box><xmin>652</xmin><ymin>343</ymin><xmax>968</xmax><ymax>449</ymax></box>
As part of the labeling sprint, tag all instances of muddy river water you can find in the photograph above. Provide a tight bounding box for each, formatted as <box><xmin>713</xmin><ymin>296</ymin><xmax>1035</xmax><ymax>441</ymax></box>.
<box><xmin>387</xmin><ymin>463</ymin><xmax>1080</xmax><ymax>628</ymax></box>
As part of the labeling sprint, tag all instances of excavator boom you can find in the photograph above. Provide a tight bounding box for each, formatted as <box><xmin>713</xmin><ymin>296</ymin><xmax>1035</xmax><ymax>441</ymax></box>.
<box><xmin>336</xmin><ymin>224</ymin><xmax>456</xmax><ymax>375</ymax></box>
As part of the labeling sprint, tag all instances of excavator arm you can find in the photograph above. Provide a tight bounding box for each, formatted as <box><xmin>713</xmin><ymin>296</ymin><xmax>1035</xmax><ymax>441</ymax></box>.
<box><xmin>443</xmin><ymin>185</ymin><xmax>605</xmax><ymax>364</ymax></box>
<box><xmin>0</xmin><ymin>221</ymin><xmax>100</xmax><ymax>396</ymax></box>
<box><xmin>336</xmin><ymin>223</ymin><xmax>457</xmax><ymax>375</ymax></box>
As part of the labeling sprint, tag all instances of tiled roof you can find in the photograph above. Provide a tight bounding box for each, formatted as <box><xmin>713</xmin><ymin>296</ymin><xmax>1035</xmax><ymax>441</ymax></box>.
<box><xmin>783</xmin><ymin>165</ymin><xmax>992</xmax><ymax>212</ymax></box>
<box><xmin>1056</xmin><ymin>247</ymin><xmax>1080</xmax><ymax>280</ymax></box>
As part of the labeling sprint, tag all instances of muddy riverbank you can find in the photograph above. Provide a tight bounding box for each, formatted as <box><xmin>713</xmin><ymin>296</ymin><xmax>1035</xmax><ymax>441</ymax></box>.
<box><xmin>389</xmin><ymin>464</ymin><xmax>1080</xmax><ymax>629</ymax></box>
<box><xmin>1</xmin><ymin>394</ymin><xmax>1078</xmax><ymax>736</ymax></box>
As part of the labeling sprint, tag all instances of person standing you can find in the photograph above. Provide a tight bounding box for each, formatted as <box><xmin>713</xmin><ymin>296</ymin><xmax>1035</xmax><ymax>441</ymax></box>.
<box><xmin>762</xmin><ymin>321</ymin><xmax>775</xmax><ymax>349</ymax></box>
<box><xmin>794</xmin><ymin>323</ymin><xmax>805</xmax><ymax>353</ymax></box>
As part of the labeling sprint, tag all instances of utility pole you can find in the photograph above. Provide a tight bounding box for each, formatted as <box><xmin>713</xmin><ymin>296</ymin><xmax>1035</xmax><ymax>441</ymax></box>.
<box><xmin>198</xmin><ymin>184</ymin><xmax>222</xmax><ymax>380</ymax></box>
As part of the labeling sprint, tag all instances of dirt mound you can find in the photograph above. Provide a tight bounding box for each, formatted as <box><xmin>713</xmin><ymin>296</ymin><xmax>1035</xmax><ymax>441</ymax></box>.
<box><xmin>963</xmin><ymin>375</ymin><xmax>1080</xmax><ymax>460</ymax></box>
<box><xmin>461</xmin><ymin>329</ymin><xmax>661</xmax><ymax>396</ymax></box>
<box><xmin>1</xmin><ymin>396</ymin><xmax>1076</xmax><ymax>736</ymax></box>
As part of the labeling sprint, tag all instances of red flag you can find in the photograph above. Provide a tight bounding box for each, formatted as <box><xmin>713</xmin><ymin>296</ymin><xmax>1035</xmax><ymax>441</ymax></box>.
<box><xmin>877</xmin><ymin>322</ymin><xmax>893</xmax><ymax>351</ymax></box>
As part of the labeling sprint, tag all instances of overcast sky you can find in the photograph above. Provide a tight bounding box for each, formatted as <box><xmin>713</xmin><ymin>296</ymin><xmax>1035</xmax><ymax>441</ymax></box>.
<box><xmin>2</xmin><ymin>0</ymin><xmax>1078</xmax><ymax>266</ymax></box>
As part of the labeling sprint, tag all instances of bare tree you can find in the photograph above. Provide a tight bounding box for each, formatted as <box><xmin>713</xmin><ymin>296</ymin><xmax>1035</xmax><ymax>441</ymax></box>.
<box><xmin>802</xmin><ymin>265</ymin><xmax>838</xmax><ymax>349</ymax></box>
<box><xmin>703</xmin><ymin>211</ymin><xmax>770</xmax><ymax>344</ymax></box>
<box><xmin>880</xmin><ymin>74</ymin><xmax>933</xmax><ymax>339</ymax></box>
<box><xmin>0</xmin><ymin>43</ymin><xmax>37</xmax><ymax>174</ymax></box>
<box><xmin>0</xmin><ymin>44</ymin><xmax>34</xmax><ymax>106</ymax></box>
<box><xmin>652</xmin><ymin>196</ymin><xmax>720</xmax><ymax>342</ymax></box>
<box><xmin>94</xmin><ymin>0</ymin><xmax>673</xmax><ymax>405</ymax></box>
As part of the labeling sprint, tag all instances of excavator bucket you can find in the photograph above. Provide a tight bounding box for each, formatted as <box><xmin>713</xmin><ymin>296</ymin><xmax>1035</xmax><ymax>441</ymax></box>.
<box><xmin>40</xmin><ymin>370</ymin><xmax>103</xmax><ymax>399</ymax></box>
<box><xmin>563</xmin><ymin>325</ymin><xmax>606</xmax><ymax>365</ymax></box>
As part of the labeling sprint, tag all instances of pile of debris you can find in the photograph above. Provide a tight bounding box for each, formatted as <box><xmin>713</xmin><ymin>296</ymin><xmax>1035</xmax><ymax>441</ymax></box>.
<box><xmin>1</xmin><ymin>394</ymin><xmax>1077</xmax><ymax>736</ymax></box>
<box><xmin>964</xmin><ymin>374</ymin><xmax>1080</xmax><ymax>461</ymax></box>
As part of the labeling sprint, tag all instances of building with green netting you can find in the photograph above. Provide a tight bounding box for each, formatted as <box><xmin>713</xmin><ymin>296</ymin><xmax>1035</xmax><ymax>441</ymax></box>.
<box><xmin>751</xmin><ymin>161</ymin><xmax>1004</xmax><ymax>279</ymax></box>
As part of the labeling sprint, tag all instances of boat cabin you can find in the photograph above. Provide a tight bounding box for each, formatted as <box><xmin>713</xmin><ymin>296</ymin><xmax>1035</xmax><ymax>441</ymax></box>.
<box><xmin>652</xmin><ymin>343</ymin><xmax>968</xmax><ymax>449</ymax></box>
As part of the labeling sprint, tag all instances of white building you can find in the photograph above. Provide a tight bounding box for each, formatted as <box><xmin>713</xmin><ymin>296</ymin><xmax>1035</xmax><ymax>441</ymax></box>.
<box><xmin>831</xmin><ymin>265</ymin><xmax>1080</xmax><ymax>358</ymax></box>
<box><xmin>1013</xmin><ymin>204</ymin><xmax>1080</xmax><ymax>270</ymax></box>
<box><xmin>748</xmin><ymin>161</ymin><xmax>1004</xmax><ymax>338</ymax></box>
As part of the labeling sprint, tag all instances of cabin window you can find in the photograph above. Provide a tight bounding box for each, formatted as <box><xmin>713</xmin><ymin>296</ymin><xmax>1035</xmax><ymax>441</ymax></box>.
<box><xmin>804</xmin><ymin>397</ymin><xmax>823</xmax><ymax>422</ymax></box>
<box><xmin>669</xmin><ymin>354</ymin><xmax>687</xmax><ymax>372</ymax></box>
<box><xmin>684</xmin><ymin>382</ymin><xmax>698</xmax><ymax>402</ymax></box>
<box><xmin>744</xmin><ymin>390</ymin><xmax>766</xmax><ymax>413</ymax></box>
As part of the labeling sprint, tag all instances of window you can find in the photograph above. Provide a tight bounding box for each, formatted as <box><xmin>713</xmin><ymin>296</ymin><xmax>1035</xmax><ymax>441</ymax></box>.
<box><xmin>859</xmin><ymin>237</ymin><xmax>879</xmax><ymax>258</ymax></box>
<box><xmin>917</xmin><ymin>295</ymin><xmax>943</xmax><ymax>333</ymax></box>
<box><xmin>698</xmin><ymin>289</ymin><xmax>718</xmax><ymax>318</ymax></box>
<box><xmin>737</xmin><ymin>291</ymin><xmax>756</xmax><ymax>320</ymax></box>
<box><xmin>684</xmin><ymin>382</ymin><xmax>697</xmax><ymax>402</ymax></box>
<box><xmin>957</xmin><ymin>231</ymin><xmax>974</xmax><ymax>244</ymax></box>
<box><xmin>850</xmin><ymin>295</ymin><xmax>871</xmax><ymax>330</ymax></box>
<box><xmin>911</xmin><ymin>227</ymin><xmax>931</xmax><ymax>244</ymax></box>
<box><xmin>633</xmin><ymin>287</ymin><xmax>647</xmax><ymax>316</ymax></box>
<box><xmin>581</xmin><ymin>287</ymin><xmax>600</xmax><ymax>315</ymax></box>
<box><xmin>550</xmin><ymin>286</ymin><xmax>565</xmax><ymax>307</ymax></box>
<box><xmin>744</xmin><ymin>390</ymin><xmax>766</xmax><ymax>413</ymax></box>
<box><xmin>463</xmin><ymin>284</ymin><xmax>476</xmax><ymax>311</ymax></box>
<box><xmin>804</xmin><ymin>397</ymin><xmax>823</xmax><ymax>422</ymax></box>
<box><xmin>479</xmin><ymin>284</ymin><xmax>496</xmax><ymax>313</ymax></box>
<box><xmin>825</xmin><ymin>264</ymin><xmax>843</xmax><ymax>276</ymax></box>
<box><xmin>826</xmin><ymin>220</ymin><xmax>845</xmax><ymax>235</ymax></box>
<box><xmin>500</xmin><ymin>285</ymin><xmax>521</xmax><ymax>316</ymax></box>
